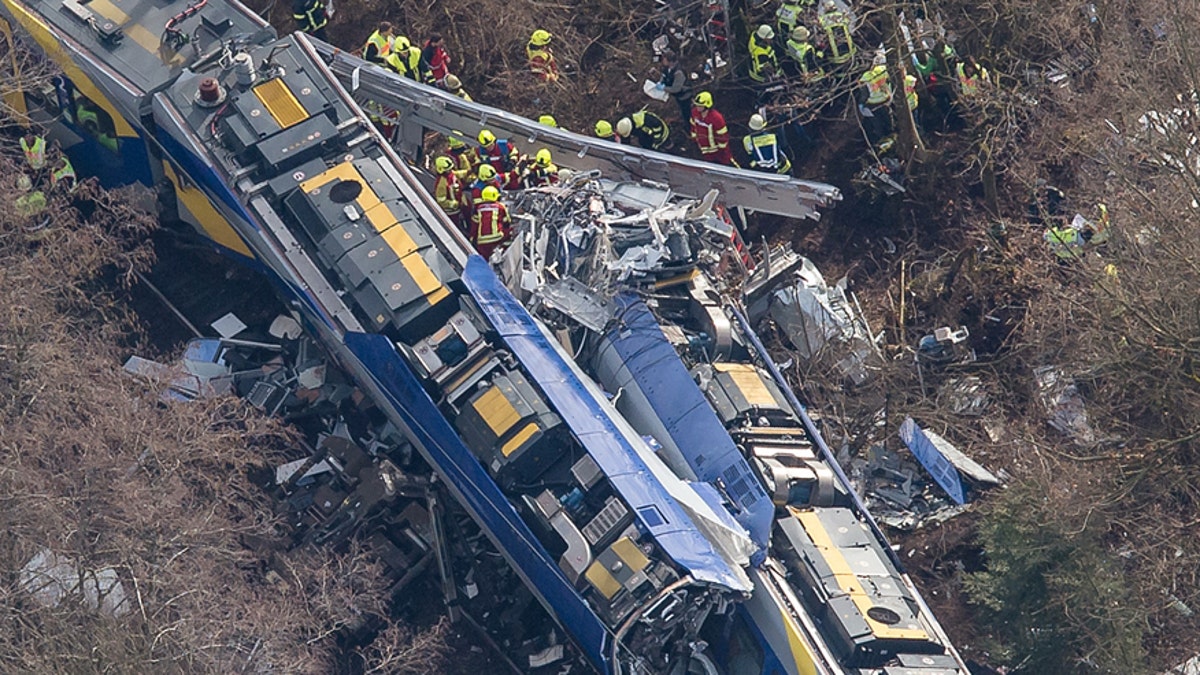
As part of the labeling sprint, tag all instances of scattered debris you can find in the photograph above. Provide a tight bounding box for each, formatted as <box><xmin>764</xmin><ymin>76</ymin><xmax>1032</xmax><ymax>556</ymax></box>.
<box><xmin>1034</xmin><ymin>366</ymin><xmax>1096</xmax><ymax>443</ymax></box>
<box><xmin>1167</xmin><ymin>654</ymin><xmax>1200</xmax><ymax>675</ymax></box>
<box><xmin>18</xmin><ymin>549</ymin><xmax>131</xmax><ymax>618</ymax></box>
<box><xmin>752</xmin><ymin>251</ymin><xmax>878</xmax><ymax>385</ymax></box>
<box><xmin>938</xmin><ymin>376</ymin><xmax>991</xmax><ymax>416</ymax></box>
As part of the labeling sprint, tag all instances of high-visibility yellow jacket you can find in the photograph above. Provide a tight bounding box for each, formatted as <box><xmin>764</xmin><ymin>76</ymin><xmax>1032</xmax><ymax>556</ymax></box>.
<box><xmin>859</xmin><ymin>65</ymin><xmax>892</xmax><ymax>106</ymax></box>
<box><xmin>20</xmin><ymin>135</ymin><xmax>46</xmax><ymax>170</ymax></box>
<box><xmin>748</xmin><ymin>34</ymin><xmax>778</xmax><ymax>82</ymax></box>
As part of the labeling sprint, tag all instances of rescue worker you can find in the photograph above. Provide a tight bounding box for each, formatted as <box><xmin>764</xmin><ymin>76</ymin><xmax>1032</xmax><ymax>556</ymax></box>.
<box><xmin>447</xmin><ymin>132</ymin><xmax>476</xmax><ymax>178</ymax></box>
<box><xmin>386</xmin><ymin>36</ymin><xmax>426</xmax><ymax>81</ymax></box>
<box><xmin>616</xmin><ymin>110</ymin><xmax>669</xmax><ymax>151</ymax></box>
<box><xmin>433</xmin><ymin>156</ymin><xmax>464</xmax><ymax>230</ymax></box>
<box><xmin>818</xmin><ymin>0</ymin><xmax>855</xmax><ymax>67</ymax></box>
<box><xmin>522</xmin><ymin>149</ymin><xmax>559</xmax><ymax>188</ymax></box>
<box><xmin>858</xmin><ymin>52</ymin><xmax>893</xmax><ymax>144</ymax></box>
<box><xmin>784</xmin><ymin>27</ymin><xmax>824</xmax><ymax>82</ymax></box>
<box><xmin>292</xmin><ymin>0</ymin><xmax>328</xmax><ymax>41</ymax></box>
<box><xmin>444</xmin><ymin>75</ymin><xmax>472</xmax><ymax>102</ymax></box>
<box><xmin>422</xmin><ymin>33</ymin><xmax>452</xmax><ymax>86</ymax></box>
<box><xmin>362</xmin><ymin>22</ymin><xmax>394</xmax><ymax>66</ymax></box>
<box><xmin>748</xmin><ymin>25</ymin><xmax>779</xmax><ymax>83</ymax></box>
<box><xmin>1084</xmin><ymin>204</ymin><xmax>1111</xmax><ymax>245</ymax></box>
<box><xmin>14</xmin><ymin>174</ymin><xmax>46</xmax><ymax>219</ymax></box>
<box><xmin>50</xmin><ymin>150</ymin><xmax>76</xmax><ymax>193</ymax></box>
<box><xmin>527</xmin><ymin>29</ymin><xmax>560</xmax><ymax>83</ymax></box>
<box><xmin>1044</xmin><ymin>223</ymin><xmax>1084</xmax><ymax>261</ymax></box>
<box><xmin>689</xmin><ymin>92</ymin><xmax>735</xmax><ymax>166</ymax></box>
<box><xmin>743</xmin><ymin>114</ymin><xmax>792</xmax><ymax>175</ymax></box>
<box><xmin>469</xmin><ymin>185</ymin><xmax>512</xmax><ymax>259</ymax></box>
<box><xmin>956</xmin><ymin>55</ymin><xmax>990</xmax><ymax>97</ymax></box>
<box><xmin>775</xmin><ymin>0</ymin><xmax>810</xmax><ymax>39</ymax></box>
<box><xmin>465</xmin><ymin>164</ymin><xmax>505</xmax><ymax>211</ymax></box>
<box><xmin>20</xmin><ymin>132</ymin><xmax>46</xmax><ymax>172</ymax></box>
<box><xmin>658</xmin><ymin>50</ymin><xmax>693</xmax><ymax>121</ymax></box>
<box><xmin>904</xmin><ymin>71</ymin><xmax>920</xmax><ymax>127</ymax></box>
<box><xmin>76</xmin><ymin>101</ymin><xmax>117</xmax><ymax>152</ymax></box>
<box><xmin>594</xmin><ymin>119</ymin><xmax>621</xmax><ymax>143</ymax></box>
<box><xmin>475</xmin><ymin>129</ymin><xmax>520</xmax><ymax>174</ymax></box>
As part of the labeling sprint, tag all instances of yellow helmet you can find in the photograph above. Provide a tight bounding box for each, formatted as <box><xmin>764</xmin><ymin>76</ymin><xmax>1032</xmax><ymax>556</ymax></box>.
<box><xmin>791</xmin><ymin>26</ymin><xmax>810</xmax><ymax>42</ymax></box>
<box><xmin>434</xmin><ymin>156</ymin><xmax>455</xmax><ymax>174</ymax></box>
<box><xmin>394</xmin><ymin>36</ymin><xmax>411</xmax><ymax>51</ymax></box>
<box><xmin>595</xmin><ymin>119</ymin><xmax>614</xmax><ymax>138</ymax></box>
<box><xmin>538</xmin><ymin>114</ymin><xmax>558</xmax><ymax>128</ymax></box>
<box><xmin>481</xmin><ymin>185</ymin><xmax>501</xmax><ymax>202</ymax></box>
<box><xmin>616</xmin><ymin>117</ymin><xmax>633</xmax><ymax>137</ymax></box>
<box><xmin>535</xmin><ymin>148</ymin><xmax>553</xmax><ymax>167</ymax></box>
<box><xmin>693</xmin><ymin>91</ymin><xmax>713</xmax><ymax>108</ymax></box>
<box><xmin>478</xmin><ymin>129</ymin><xmax>496</xmax><ymax>146</ymax></box>
<box><xmin>477</xmin><ymin>164</ymin><xmax>497</xmax><ymax>181</ymax></box>
<box><xmin>530</xmin><ymin>29</ymin><xmax>552</xmax><ymax>47</ymax></box>
<box><xmin>445</xmin><ymin>74</ymin><xmax>462</xmax><ymax>90</ymax></box>
<box><xmin>447</xmin><ymin>132</ymin><xmax>466</xmax><ymax>149</ymax></box>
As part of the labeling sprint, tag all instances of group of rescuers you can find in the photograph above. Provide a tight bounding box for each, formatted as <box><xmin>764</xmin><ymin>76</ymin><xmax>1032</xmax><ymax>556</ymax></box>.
<box><xmin>290</xmin><ymin>1</ymin><xmax>998</xmax><ymax>259</ymax></box>
<box><xmin>13</xmin><ymin>131</ymin><xmax>77</xmax><ymax>221</ymax></box>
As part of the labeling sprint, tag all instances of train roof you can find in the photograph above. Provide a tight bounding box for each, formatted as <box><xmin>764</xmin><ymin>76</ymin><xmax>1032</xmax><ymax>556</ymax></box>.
<box><xmin>9</xmin><ymin>0</ymin><xmax>271</xmax><ymax>94</ymax></box>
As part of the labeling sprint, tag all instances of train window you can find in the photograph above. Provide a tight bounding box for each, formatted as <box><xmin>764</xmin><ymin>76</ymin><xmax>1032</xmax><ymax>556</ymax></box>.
<box><xmin>71</xmin><ymin>93</ymin><xmax>118</xmax><ymax>153</ymax></box>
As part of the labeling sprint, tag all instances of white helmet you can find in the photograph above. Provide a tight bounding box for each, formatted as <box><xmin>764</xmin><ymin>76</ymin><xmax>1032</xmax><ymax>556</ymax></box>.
<box><xmin>756</xmin><ymin>25</ymin><xmax>775</xmax><ymax>41</ymax></box>
<box><xmin>873</xmin><ymin>49</ymin><xmax>887</xmax><ymax>67</ymax></box>
<box><xmin>749</xmin><ymin>114</ymin><xmax>766</xmax><ymax>131</ymax></box>
<box><xmin>616</xmin><ymin>117</ymin><xmax>633</xmax><ymax>137</ymax></box>
<box><xmin>16</xmin><ymin>174</ymin><xmax>31</xmax><ymax>191</ymax></box>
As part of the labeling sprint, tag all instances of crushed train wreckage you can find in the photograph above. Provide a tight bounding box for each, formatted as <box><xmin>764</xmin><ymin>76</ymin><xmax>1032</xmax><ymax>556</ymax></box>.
<box><xmin>1</xmin><ymin>0</ymin><xmax>972</xmax><ymax>666</ymax></box>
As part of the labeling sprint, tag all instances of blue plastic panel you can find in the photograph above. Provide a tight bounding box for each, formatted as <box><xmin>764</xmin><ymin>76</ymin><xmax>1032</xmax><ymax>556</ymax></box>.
<box><xmin>898</xmin><ymin>417</ymin><xmax>967</xmax><ymax>505</ymax></box>
<box><xmin>602</xmin><ymin>295</ymin><xmax>773</xmax><ymax>556</ymax></box>
<box><xmin>462</xmin><ymin>256</ymin><xmax>751</xmax><ymax>592</ymax></box>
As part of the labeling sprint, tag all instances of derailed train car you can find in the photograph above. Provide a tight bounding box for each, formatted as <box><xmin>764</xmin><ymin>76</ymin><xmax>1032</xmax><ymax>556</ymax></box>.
<box><xmin>0</xmin><ymin>0</ymin><xmax>758</xmax><ymax>671</ymax></box>
<box><xmin>497</xmin><ymin>180</ymin><xmax>973</xmax><ymax>675</ymax></box>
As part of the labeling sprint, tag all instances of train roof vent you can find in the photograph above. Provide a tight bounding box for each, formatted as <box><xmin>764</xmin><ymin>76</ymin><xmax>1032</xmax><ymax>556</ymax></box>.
<box><xmin>253</xmin><ymin>78</ymin><xmax>308</xmax><ymax>129</ymax></box>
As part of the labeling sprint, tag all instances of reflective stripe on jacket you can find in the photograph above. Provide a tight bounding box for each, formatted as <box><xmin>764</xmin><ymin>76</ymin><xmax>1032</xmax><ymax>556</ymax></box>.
<box><xmin>689</xmin><ymin>108</ymin><xmax>729</xmax><ymax>154</ymax></box>
<box><xmin>471</xmin><ymin>202</ymin><xmax>510</xmax><ymax>245</ymax></box>
<box><xmin>860</xmin><ymin>65</ymin><xmax>891</xmax><ymax>106</ymax></box>
<box><xmin>292</xmin><ymin>0</ymin><xmax>326</xmax><ymax>32</ymax></box>
<box><xmin>434</xmin><ymin>173</ymin><xmax>462</xmax><ymax>215</ymax></box>
<box><xmin>632</xmin><ymin>110</ymin><xmax>669</xmax><ymax>147</ymax></box>
<box><xmin>20</xmin><ymin>136</ymin><xmax>46</xmax><ymax>170</ymax></box>
<box><xmin>527</xmin><ymin>46</ymin><xmax>560</xmax><ymax>82</ymax></box>
<box><xmin>363</xmin><ymin>32</ymin><xmax>391</xmax><ymax>63</ymax></box>
<box><xmin>748</xmin><ymin>35</ymin><xmax>778</xmax><ymax>82</ymax></box>
<box><xmin>743</xmin><ymin>132</ymin><xmax>791</xmax><ymax>173</ymax></box>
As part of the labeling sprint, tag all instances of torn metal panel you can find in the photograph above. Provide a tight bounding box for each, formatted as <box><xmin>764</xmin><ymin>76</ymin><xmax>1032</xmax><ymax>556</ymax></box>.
<box><xmin>760</xmin><ymin>253</ymin><xmax>878</xmax><ymax>384</ymax></box>
<box><xmin>308</xmin><ymin>40</ymin><xmax>841</xmax><ymax>222</ymax></box>
<box><xmin>898</xmin><ymin>418</ymin><xmax>967</xmax><ymax>505</ymax></box>
<box><xmin>1033</xmin><ymin>366</ymin><xmax>1096</xmax><ymax>443</ymax></box>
